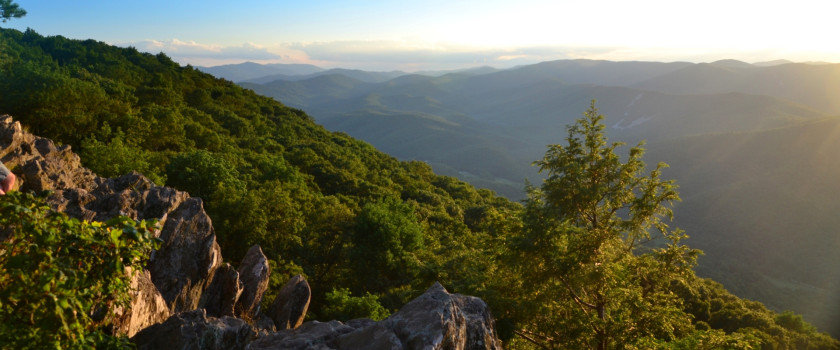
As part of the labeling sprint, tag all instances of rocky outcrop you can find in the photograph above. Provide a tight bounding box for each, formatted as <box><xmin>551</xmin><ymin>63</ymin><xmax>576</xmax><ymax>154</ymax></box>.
<box><xmin>131</xmin><ymin>309</ymin><xmax>256</xmax><ymax>350</ymax></box>
<box><xmin>266</xmin><ymin>274</ymin><xmax>311</xmax><ymax>330</ymax></box>
<box><xmin>0</xmin><ymin>114</ymin><xmax>503</xmax><ymax>348</ymax></box>
<box><xmin>248</xmin><ymin>283</ymin><xmax>502</xmax><ymax>350</ymax></box>
<box><xmin>0</xmin><ymin>114</ymin><xmax>227</xmax><ymax>314</ymax></box>
<box><xmin>0</xmin><ymin>115</ymin><xmax>98</xmax><ymax>193</ymax></box>
<box><xmin>0</xmin><ymin>115</ymin><xmax>228</xmax><ymax>330</ymax></box>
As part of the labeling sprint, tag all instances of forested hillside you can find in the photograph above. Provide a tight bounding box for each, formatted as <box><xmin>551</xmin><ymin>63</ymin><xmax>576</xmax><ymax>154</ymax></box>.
<box><xmin>241</xmin><ymin>62</ymin><xmax>830</xmax><ymax>199</ymax></box>
<box><xmin>0</xmin><ymin>27</ymin><xmax>520</xmax><ymax>319</ymax></box>
<box><xmin>239</xmin><ymin>59</ymin><xmax>840</xmax><ymax>337</ymax></box>
<box><xmin>647</xmin><ymin>118</ymin><xmax>840</xmax><ymax>336</ymax></box>
<box><xmin>1</xmin><ymin>28</ymin><xmax>837</xmax><ymax>348</ymax></box>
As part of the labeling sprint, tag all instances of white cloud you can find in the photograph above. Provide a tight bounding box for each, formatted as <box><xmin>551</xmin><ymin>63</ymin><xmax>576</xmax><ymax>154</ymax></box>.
<box><xmin>124</xmin><ymin>39</ymin><xmax>283</xmax><ymax>66</ymax></box>
<box><xmin>281</xmin><ymin>41</ymin><xmax>584</xmax><ymax>70</ymax></box>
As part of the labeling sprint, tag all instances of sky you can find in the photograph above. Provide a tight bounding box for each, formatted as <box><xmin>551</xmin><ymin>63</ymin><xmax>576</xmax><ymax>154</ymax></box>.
<box><xmin>4</xmin><ymin>0</ymin><xmax>839</xmax><ymax>71</ymax></box>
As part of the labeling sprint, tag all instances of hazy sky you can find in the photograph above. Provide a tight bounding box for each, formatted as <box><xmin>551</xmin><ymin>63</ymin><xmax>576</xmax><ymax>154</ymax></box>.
<box><xmin>5</xmin><ymin>0</ymin><xmax>839</xmax><ymax>70</ymax></box>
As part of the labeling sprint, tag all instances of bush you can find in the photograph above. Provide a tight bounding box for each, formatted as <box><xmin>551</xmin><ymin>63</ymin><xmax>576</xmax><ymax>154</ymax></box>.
<box><xmin>0</xmin><ymin>191</ymin><xmax>159</xmax><ymax>349</ymax></box>
<box><xmin>321</xmin><ymin>288</ymin><xmax>390</xmax><ymax>321</ymax></box>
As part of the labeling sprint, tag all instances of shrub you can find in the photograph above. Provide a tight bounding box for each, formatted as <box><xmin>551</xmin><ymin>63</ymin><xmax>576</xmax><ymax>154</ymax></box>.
<box><xmin>0</xmin><ymin>191</ymin><xmax>159</xmax><ymax>349</ymax></box>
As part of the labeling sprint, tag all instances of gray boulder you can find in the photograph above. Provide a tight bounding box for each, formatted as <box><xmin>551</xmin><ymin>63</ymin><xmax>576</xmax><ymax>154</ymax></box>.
<box><xmin>371</xmin><ymin>282</ymin><xmax>502</xmax><ymax>350</ymax></box>
<box><xmin>131</xmin><ymin>309</ymin><xmax>256</xmax><ymax>350</ymax></box>
<box><xmin>201</xmin><ymin>263</ymin><xmax>243</xmax><ymax>317</ymax></box>
<box><xmin>235</xmin><ymin>245</ymin><xmax>271</xmax><ymax>320</ymax></box>
<box><xmin>266</xmin><ymin>274</ymin><xmax>311</xmax><ymax>330</ymax></box>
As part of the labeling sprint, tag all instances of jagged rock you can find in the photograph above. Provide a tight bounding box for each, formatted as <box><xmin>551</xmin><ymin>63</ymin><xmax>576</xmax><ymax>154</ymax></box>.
<box><xmin>0</xmin><ymin>115</ymin><xmax>99</xmax><ymax>193</ymax></box>
<box><xmin>250</xmin><ymin>283</ymin><xmax>502</xmax><ymax>350</ymax></box>
<box><xmin>235</xmin><ymin>245</ymin><xmax>270</xmax><ymax>320</ymax></box>
<box><xmin>50</xmin><ymin>172</ymin><xmax>189</xmax><ymax>223</ymax></box>
<box><xmin>112</xmin><ymin>269</ymin><xmax>171</xmax><ymax>337</ymax></box>
<box><xmin>201</xmin><ymin>263</ymin><xmax>243</xmax><ymax>317</ymax></box>
<box><xmin>150</xmin><ymin>197</ymin><xmax>223</xmax><ymax>313</ymax></box>
<box><xmin>266</xmin><ymin>274</ymin><xmax>311</xmax><ymax>330</ymax></box>
<box><xmin>131</xmin><ymin>309</ymin><xmax>256</xmax><ymax>350</ymax></box>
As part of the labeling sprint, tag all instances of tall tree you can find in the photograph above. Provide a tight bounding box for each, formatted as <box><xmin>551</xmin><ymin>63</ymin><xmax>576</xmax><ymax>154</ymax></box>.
<box><xmin>0</xmin><ymin>0</ymin><xmax>25</xmax><ymax>22</ymax></box>
<box><xmin>513</xmin><ymin>101</ymin><xmax>700</xmax><ymax>349</ymax></box>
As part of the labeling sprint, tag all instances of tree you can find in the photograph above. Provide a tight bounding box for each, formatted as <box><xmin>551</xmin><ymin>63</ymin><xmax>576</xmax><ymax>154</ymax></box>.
<box><xmin>350</xmin><ymin>197</ymin><xmax>424</xmax><ymax>303</ymax></box>
<box><xmin>165</xmin><ymin>149</ymin><xmax>245</xmax><ymax>200</ymax></box>
<box><xmin>513</xmin><ymin>101</ymin><xmax>700</xmax><ymax>349</ymax></box>
<box><xmin>0</xmin><ymin>0</ymin><xmax>25</xmax><ymax>23</ymax></box>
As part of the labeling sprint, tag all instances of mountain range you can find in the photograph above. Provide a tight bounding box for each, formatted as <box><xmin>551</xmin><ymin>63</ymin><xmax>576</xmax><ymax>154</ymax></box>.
<box><xmin>219</xmin><ymin>59</ymin><xmax>840</xmax><ymax>336</ymax></box>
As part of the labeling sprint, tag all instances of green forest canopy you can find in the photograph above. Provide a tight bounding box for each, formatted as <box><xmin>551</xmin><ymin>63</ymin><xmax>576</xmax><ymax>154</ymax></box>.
<box><xmin>0</xmin><ymin>27</ymin><xmax>837</xmax><ymax>349</ymax></box>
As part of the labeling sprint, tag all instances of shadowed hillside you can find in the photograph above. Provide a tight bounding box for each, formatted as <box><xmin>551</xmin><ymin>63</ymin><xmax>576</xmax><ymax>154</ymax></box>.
<box><xmin>648</xmin><ymin>118</ymin><xmax>840</xmax><ymax>336</ymax></box>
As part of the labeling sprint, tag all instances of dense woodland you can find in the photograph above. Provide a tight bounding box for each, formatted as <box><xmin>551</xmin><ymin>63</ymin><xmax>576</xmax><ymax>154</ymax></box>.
<box><xmin>0</xmin><ymin>27</ymin><xmax>838</xmax><ymax>348</ymax></box>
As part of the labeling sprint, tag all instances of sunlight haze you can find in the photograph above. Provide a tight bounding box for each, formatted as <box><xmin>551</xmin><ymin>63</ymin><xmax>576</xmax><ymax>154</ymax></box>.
<box><xmin>5</xmin><ymin>0</ymin><xmax>839</xmax><ymax>70</ymax></box>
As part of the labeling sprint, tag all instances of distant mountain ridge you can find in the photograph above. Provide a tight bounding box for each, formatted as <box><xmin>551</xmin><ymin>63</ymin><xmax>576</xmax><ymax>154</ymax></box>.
<box><xmin>633</xmin><ymin>61</ymin><xmax>840</xmax><ymax>114</ymax></box>
<box><xmin>197</xmin><ymin>62</ymin><xmax>324</xmax><ymax>82</ymax></box>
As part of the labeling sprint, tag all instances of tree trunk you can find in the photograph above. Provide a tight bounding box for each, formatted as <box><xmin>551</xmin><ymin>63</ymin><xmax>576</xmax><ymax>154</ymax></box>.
<box><xmin>597</xmin><ymin>303</ymin><xmax>607</xmax><ymax>350</ymax></box>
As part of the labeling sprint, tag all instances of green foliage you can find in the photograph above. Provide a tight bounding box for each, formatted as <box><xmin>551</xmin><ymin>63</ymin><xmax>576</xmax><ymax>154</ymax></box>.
<box><xmin>672</xmin><ymin>276</ymin><xmax>840</xmax><ymax>350</ymax></box>
<box><xmin>0</xmin><ymin>0</ymin><xmax>25</xmax><ymax>23</ymax></box>
<box><xmin>165</xmin><ymin>149</ymin><xmax>245</xmax><ymax>199</ymax></box>
<box><xmin>0</xmin><ymin>191</ymin><xmax>159</xmax><ymax>349</ymax></box>
<box><xmin>351</xmin><ymin>198</ymin><xmax>423</xmax><ymax>278</ymax></box>
<box><xmin>80</xmin><ymin>124</ymin><xmax>165</xmax><ymax>185</ymax></box>
<box><xmin>321</xmin><ymin>288</ymin><xmax>390</xmax><ymax>322</ymax></box>
<box><xmin>512</xmin><ymin>101</ymin><xmax>700</xmax><ymax>349</ymax></box>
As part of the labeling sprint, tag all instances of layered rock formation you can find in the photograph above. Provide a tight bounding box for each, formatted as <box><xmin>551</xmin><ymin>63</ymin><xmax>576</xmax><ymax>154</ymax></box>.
<box><xmin>0</xmin><ymin>114</ymin><xmax>503</xmax><ymax>349</ymax></box>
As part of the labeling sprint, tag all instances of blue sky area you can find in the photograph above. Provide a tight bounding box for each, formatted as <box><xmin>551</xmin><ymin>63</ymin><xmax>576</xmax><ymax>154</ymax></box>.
<box><xmin>5</xmin><ymin>0</ymin><xmax>839</xmax><ymax>70</ymax></box>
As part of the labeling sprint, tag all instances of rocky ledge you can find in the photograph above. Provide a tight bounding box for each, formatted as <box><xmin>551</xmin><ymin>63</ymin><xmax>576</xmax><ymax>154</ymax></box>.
<box><xmin>0</xmin><ymin>115</ymin><xmax>502</xmax><ymax>349</ymax></box>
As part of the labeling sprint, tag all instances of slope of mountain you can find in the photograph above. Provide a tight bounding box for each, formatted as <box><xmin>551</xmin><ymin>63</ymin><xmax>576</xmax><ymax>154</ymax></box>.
<box><xmin>243</xmin><ymin>68</ymin><xmax>828</xmax><ymax>198</ymax></box>
<box><xmin>197</xmin><ymin>62</ymin><xmax>324</xmax><ymax>82</ymax></box>
<box><xmin>647</xmin><ymin>117</ymin><xmax>840</xmax><ymax>337</ymax></box>
<box><xmin>243</xmin><ymin>68</ymin><xmax>409</xmax><ymax>84</ymax></box>
<box><xmin>240</xmin><ymin>59</ymin><xmax>840</xmax><ymax>336</ymax></box>
<box><xmin>0</xmin><ymin>27</ymin><xmax>521</xmax><ymax>326</ymax></box>
<box><xmin>633</xmin><ymin>62</ymin><xmax>840</xmax><ymax>114</ymax></box>
<box><xmin>753</xmin><ymin>59</ymin><xmax>794</xmax><ymax>67</ymax></box>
